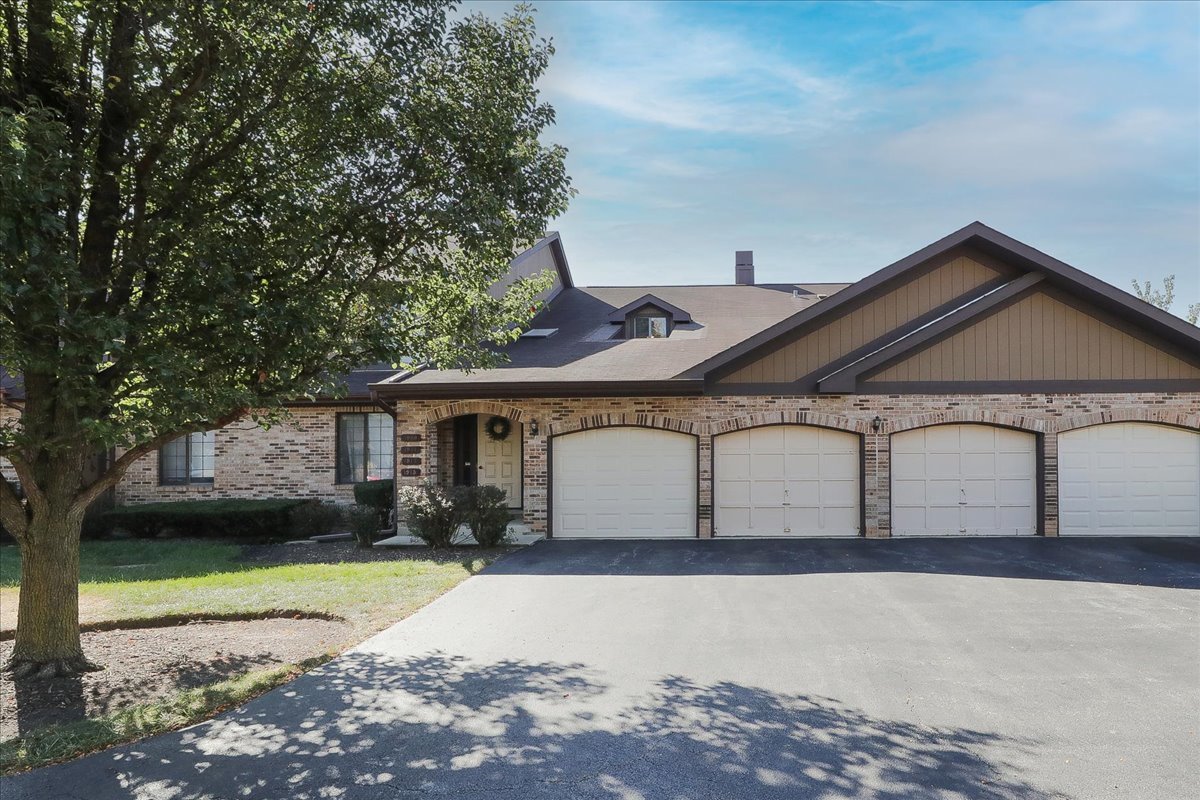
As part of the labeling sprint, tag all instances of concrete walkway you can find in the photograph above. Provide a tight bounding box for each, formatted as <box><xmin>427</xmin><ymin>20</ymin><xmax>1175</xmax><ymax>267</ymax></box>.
<box><xmin>3</xmin><ymin>537</ymin><xmax>1199</xmax><ymax>799</ymax></box>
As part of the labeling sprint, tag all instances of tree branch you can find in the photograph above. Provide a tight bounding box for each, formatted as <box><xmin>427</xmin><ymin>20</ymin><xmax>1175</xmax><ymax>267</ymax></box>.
<box><xmin>70</xmin><ymin>407</ymin><xmax>249</xmax><ymax>513</ymax></box>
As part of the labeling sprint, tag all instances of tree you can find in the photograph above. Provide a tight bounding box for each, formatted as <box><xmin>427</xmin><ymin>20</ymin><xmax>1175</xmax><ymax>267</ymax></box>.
<box><xmin>0</xmin><ymin>1</ymin><xmax>571</xmax><ymax>677</ymax></box>
<box><xmin>1131</xmin><ymin>275</ymin><xmax>1199</xmax><ymax>325</ymax></box>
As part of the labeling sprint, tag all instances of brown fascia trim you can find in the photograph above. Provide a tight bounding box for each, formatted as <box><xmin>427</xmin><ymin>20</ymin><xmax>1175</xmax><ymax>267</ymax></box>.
<box><xmin>511</xmin><ymin>231</ymin><xmax>574</xmax><ymax>289</ymax></box>
<box><xmin>692</xmin><ymin>221</ymin><xmax>1200</xmax><ymax>381</ymax></box>
<box><xmin>817</xmin><ymin>273</ymin><xmax>1046</xmax><ymax>393</ymax></box>
<box><xmin>857</xmin><ymin>379</ymin><xmax>1200</xmax><ymax>394</ymax></box>
<box><xmin>371</xmin><ymin>379</ymin><xmax>705</xmax><ymax>400</ymax></box>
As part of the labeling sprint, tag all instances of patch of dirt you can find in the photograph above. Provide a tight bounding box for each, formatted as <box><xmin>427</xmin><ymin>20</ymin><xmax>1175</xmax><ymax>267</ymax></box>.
<box><xmin>238</xmin><ymin>540</ymin><xmax>516</xmax><ymax>566</ymax></box>
<box><xmin>0</xmin><ymin>616</ymin><xmax>349</xmax><ymax>741</ymax></box>
<box><xmin>0</xmin><ymin>590</ymin><xmax>113</xmax><ymax>633</ymax></box>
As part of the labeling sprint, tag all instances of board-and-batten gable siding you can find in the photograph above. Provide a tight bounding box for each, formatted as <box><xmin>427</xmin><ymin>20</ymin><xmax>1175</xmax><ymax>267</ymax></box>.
<box><xmin>864</xmin><ymin>289</ymin><xmax>1200</xmax><ymax>384</ymax></box>
<box><xmin>716</xmin><ymin>251</ymin><xmax>1008</xmax><ymax>384</ymax></box>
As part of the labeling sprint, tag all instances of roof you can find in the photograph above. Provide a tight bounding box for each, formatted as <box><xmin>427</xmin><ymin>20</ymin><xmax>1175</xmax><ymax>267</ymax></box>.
<box><xmin>605</xmin><ymin>293</ymin><xmax>694</xmax><ymax>324</ymax></box>
<box><xmin>378</xmin><ymin>282</ymin><xmax>850</xmax><ymax>396</ymax></box>
<box><xmin>695</xmin><ymin>221</ymin><xmax>1200</xmax><ymax>380</ymax></box>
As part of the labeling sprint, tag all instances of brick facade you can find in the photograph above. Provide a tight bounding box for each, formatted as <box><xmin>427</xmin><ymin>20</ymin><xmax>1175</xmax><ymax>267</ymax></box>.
<box><xmin>115</xmin><ymin>405</ymin><xmax>379</xmax><ymax>505</ymax></box>
<box><xmin>392</xmin><ymin>393</ymin><xmax>1200</xmax><ymax>538</ymax></box>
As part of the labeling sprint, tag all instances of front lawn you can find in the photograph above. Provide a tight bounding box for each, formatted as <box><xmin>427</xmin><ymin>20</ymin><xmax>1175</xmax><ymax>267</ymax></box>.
<box><xmin>0</xmin><ymin>539</ymin><xmax>499</xmax><ymax>773</ymax></box>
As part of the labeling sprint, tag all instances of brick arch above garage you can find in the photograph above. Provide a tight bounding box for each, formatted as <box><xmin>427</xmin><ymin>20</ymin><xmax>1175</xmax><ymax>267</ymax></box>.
<box><xmin>547</xmin><ymin>412</ymin><xmax>698</xmax><ymax>437</ymax></box>
<box><xmin>884</xmin><ymin>407</ymin><xmax>1047</xmax><ymax>435</ymax></box>
<box><xmin>1053</xmin><ymin>407</ymin><xmax>1200</xmax><ymax>434</ymax></box>
<box><xmin>708</xmin><ymin>410</ymin><xmax>871</xmax><ymax>436</ymax></box>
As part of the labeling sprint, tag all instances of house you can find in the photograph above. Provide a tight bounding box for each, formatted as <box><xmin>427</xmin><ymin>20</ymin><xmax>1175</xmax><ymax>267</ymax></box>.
<box><xmin>4</xmin><ymin>223</ymin><xmax>1197</xmax><ymax>539</ymax></box>
<box><xmin>372</xmin><ymin>222</ymin><xmax>1200</xmax><ymax>539</ymax></box>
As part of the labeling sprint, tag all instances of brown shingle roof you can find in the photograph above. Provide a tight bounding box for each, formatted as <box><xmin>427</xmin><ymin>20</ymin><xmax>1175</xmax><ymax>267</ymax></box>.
<box><xmin>384</xmin><ymin>282</ymin><xmax>848</xmax><ymax>392</ymax></box>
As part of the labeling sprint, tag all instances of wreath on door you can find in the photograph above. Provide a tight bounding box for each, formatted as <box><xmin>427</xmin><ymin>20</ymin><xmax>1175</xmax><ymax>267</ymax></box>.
<box><xmin>484</xmin><ymin>416</ymin><xmax>512</xmax><ymax>442</ymax></box>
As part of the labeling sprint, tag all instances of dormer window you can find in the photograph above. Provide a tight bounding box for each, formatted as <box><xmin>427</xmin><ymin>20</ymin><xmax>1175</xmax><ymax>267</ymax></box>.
<box><xmin>633</xmin><ymin>314</ymin><xmax>669</xmax><ymax>338</ymax></box>
<box><xmin>606</xmin><ymin>293</ymin><xmax>692</xmax><ymax>340</ymax></box>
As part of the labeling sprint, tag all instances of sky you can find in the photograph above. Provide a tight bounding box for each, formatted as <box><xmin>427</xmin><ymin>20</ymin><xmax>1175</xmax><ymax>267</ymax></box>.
<box><xmin>473</xmin><ymin>1</ymin><xmax>1200</xmax><ymax>313</ymax></box>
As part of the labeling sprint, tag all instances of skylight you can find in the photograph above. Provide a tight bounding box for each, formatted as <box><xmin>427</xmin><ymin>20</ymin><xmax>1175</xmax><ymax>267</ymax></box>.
<box><xmin>521</xmin><ymin>328</ymin><xmax>559</xmax><ymax>338</ymax></box>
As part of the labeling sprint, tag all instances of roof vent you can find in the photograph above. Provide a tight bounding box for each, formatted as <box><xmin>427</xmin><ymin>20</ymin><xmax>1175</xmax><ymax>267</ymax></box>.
<box><xmin>520</xmin><ymin>328</ymin><xmax>558</xmax><ymax>338</ymax></box>
<box><xmin>735</xmin><ymin>251</ymin><xmax>754</xmax><ymax>285</ymax></box>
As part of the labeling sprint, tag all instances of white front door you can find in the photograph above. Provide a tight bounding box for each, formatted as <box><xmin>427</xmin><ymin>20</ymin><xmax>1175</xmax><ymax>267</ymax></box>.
<box><xmin>714</xmin><ymin>426</ymin><xmax>860</xmax><ymax>537</ymax></box>
<box><xmin>892</xmin><ymin>424</ymin><xmax>1037</xmax><ymax>536</ymax></box>
<box><xmin>552</xmin><ymin>427</ymin><xmax>696</xmax><ymax>538</ymax></box>
<box><xmin>477</xmin><ymin>415</ymin><xmax>521</xmax><ymax>509</ymax></box>
<box><xmin>1059</xmin><ymin>423</ymin><xmax>1200</xmax><ymax>536</ymax></box>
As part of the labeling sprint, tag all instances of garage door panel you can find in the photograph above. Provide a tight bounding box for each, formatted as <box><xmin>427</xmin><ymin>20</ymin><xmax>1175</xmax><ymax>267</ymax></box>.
<box><xmin>1059</xmin><ymin>423</ymin><xmax>1199</xmax><ymax>536</ymax></box>
<box><xmin>715</xmin><ymin>426</ymin><xmax>861</xmax><ymax>537</ymax></box>
<box><xmin>892</xmin><ymin>425</ymin><xmax>1037</xmax><ymax>536</ymax></box>
<box><xmin>552</xmin><ymin>428</ymin><xmax>697</xmax><ymax>538</ymax></box>
<box><xmin>718</xmin><ymin>453</ymin><xmax>751</xmax><ymax>480</ymax></box>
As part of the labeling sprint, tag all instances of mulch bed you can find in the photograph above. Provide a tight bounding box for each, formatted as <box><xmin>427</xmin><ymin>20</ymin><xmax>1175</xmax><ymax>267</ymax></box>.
<box><xmin>0</xmin><ymin>616</ymin><xmax>348</xmax><ymax>741</ymax></box>
<box><xmin>238</xmin><ymin>540</ymin><xmax>516</xmax><ymax>566</ymax></box>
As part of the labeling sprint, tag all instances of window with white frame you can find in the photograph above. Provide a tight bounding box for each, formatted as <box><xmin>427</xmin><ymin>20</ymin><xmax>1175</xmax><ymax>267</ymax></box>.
<box><xmin>337</xmin><ymin>413</ymin><xmax>394</xmax><ymax>483</ymax></box>
<box><xmin>160</xmin><ymin>431</ymin><xmax>215</xmax><ymax>485</ymax></box>
<box><xmin>632</xmin><ymin>314</ymin><xmax>669</xmax><ymax>338</ymax></box>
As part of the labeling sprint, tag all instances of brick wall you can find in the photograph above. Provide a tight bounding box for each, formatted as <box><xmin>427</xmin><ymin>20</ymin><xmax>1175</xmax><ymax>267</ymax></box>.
<box><xmin>115</xmin><ymin>405</ymin><xmax>379</xmax><ymax>505</ymax></box>
<box><xmin>391</xmin><ymin>393</ymin><xmax>1200</xmax><ymax>538</ymax></box>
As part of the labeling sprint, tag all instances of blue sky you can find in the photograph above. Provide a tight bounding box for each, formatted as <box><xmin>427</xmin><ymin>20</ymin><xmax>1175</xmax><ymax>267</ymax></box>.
<box><xmin>476</xmin><ymin>1</ymin><xmax>1199</xmax><ymax>312</ymax></box>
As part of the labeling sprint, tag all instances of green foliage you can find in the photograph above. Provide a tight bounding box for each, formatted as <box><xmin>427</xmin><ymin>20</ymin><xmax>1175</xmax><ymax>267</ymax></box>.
<box><xmin>103</xmin><ymin>499</ymin><xmax>314</xmax><ymax>541</ymax></box>
<box><xmin>347</xmin><ymin>505</ymin><xmax>382</xmax><ymax>548</ymax></box>
<box><xmin>353</xmin><ymin>479</ymin><xmax>394</xmax><ymax>526</ymax></box>
<box><xmin>398</xmin><ymin>484</ymin><xmax>464</xmax><ymax>548</ymax></box>
<box><xmin>459</xmin><ymin>485</ymin><xmax>512</xmax><ymax>547</ymax></box>
<box><xmin>289</xmin><ymin>501</ymin><xmax>345</xmax><ymax>539</ymax></box>
<box><xmin>0</xmin><ymin>0</ymin><xmax>572</xmax><ymax>526</ymax></box>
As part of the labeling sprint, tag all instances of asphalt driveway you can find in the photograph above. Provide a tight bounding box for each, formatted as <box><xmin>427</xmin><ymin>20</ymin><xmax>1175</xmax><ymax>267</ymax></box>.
<box><xmin>4</xmin><ymin>537</ymin><xmax>1199</xmax><ymax>800</ymax></box>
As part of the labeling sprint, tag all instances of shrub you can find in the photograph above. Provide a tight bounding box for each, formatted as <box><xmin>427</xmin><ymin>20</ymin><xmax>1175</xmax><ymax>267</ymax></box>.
<box><xmin>353</xmin><ymin>479</ymin><xmax>394</xmax><ymax>526</ymax></box>
<box><xmin>398</xmin><ymin>484</ymin><xmax>463</xmax><ymax>549</ymax></box>
<box><xmin>290</xmin><ymin>501</ymin><xmax>344</xmax><ymax>538</ymax></box>
<box><xmin>459</xmin><ymin>485</ymin><xmax>511</xmax><ymax>547</ymax></box>
<box><xmin>347</xmin><ymin>505</ymin><xmax>381</xmax><ymax>548</ymax></box>
<box><xmin>103</xmin><ymin>499</ymin><xmax>315</xmax><ymax>541</ymax></box>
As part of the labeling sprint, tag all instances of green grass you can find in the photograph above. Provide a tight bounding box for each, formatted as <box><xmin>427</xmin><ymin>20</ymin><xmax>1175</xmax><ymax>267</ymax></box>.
<box><xmin>1</xmin><ymin>540</ymin><xmax>245</xmax><ymax>586</ymax></box>
<box><xmin>0</xmin><ymin>656</ymin><xmax>330</xmax><ymax>774</ymax></box>
<box><xmin>0</xmin><ymin>539</ymin><xmax>494</xmax><ymax>773</ymax></box>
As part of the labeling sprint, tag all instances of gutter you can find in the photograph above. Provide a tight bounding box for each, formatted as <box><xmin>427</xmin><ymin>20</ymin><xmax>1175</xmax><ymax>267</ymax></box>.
<box><xmin>370</xmin><ymin>378</ymin><xmax>705</xmax><ymax>400</ymax></box>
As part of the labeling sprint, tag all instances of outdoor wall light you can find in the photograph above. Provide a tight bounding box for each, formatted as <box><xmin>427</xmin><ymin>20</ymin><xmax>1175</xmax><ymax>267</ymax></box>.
<box><xmin>871</xmin><ymin>415</ymin><xmax>883</xmax><ymax>432</ymax></box>
<box><xmin>529</xmin><ymin>419</ymin><xmax>539</xmax><ymax>436</ymax></box>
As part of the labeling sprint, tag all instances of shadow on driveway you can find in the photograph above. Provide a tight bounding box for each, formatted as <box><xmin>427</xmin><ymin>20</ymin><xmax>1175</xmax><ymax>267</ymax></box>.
<box><xmin>486</xmin><ymin>536</ymin><xmax>1200</xmax><ymax>588</ymax></box>
<box><xmin>4</xmin><ymin>650</ymin><xmax>1049</xmax><ymax>800</ymax></box>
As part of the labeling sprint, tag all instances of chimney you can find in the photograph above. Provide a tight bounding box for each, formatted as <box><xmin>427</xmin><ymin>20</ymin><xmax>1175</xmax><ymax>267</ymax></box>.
<box><xmin>735</xmin><ymin>250</ymin><xmax>754</xmax><ymax>285</ymax></box>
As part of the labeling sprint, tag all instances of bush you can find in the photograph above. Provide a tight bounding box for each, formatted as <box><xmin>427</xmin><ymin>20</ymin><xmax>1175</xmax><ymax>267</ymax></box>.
<box><xmin>353</xmin><ymin>479</ymin><xmax>394</xmax><ymax>526</ymax></box>
<box><xmin>398</xmin><ymin>484</ymin><xmax>463</xmax><ymax>549</ymax></box>
<box><xmin>459</xmin><ymin>485</ymin><xmax>511</xmax><ymax>547</ymax></box>
<box><xmin>103</xmin><ymin>499</ymin><xmax>315</xmax><ymax>541</ymax></box>
<box><xmin>347</xmin><ymin>505</ymin><xmax>381</xmax><ymax>548</ymax></box>
<box><xmin>290</xmin><ymin>501</ymin><xmax>344</xmax><ymax>538</ymax></box>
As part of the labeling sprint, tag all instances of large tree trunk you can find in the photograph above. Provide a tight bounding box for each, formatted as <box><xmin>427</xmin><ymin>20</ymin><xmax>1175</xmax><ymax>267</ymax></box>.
<box><xmin>8</xmin><ymin>494</ymin><xmax>98</xmax><ymax>679</ymax></box>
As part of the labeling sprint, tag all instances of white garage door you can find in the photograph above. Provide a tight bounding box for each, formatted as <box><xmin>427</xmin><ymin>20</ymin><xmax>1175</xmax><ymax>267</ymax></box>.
<box><xmin>714</xmin><ymin>426</ymin><xmax>860</xmax><ymax>537</ymax></box>
<box><xmin>892</xmin><ymin>424</ymin><xmax>1037</xmax><ymax>536</ymax></box>
<box><xmin>552</xmin><ymin>427</ymin><xmax>696</xmax><ymax>538</ymax></box>
<box><xmin>1059</xmin><ymin>423</ymin><xmax>1200</xmax><ymax>536</ymax></box>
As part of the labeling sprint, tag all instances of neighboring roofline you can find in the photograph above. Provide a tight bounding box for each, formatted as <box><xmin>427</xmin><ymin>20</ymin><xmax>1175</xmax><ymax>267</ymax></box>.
<box><xmin>690</xmin><ymin>221</ymin><xmax>1200</xmax><ymax>380</ymax></box>
<box><xmin>816</xmin><ymin>273</ymin><xmax>1046</xmax><ymax>393</ymax></box>
<box><xmin>604</xmin><ymin>293</ymin><xmax>693</xmax><ymax>324</ymax></box>
<box><xmin>370</xmin><ymin>378</ymin><xmax>704</xmax><ymax>400</ymax></box>
<box><xmin>510</xmin><ymin>231</ymin><xmax>574</xmax><ymax>290</ymax></box>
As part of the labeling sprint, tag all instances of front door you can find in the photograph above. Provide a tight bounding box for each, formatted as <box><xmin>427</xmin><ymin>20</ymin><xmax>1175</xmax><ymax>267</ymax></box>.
<box><xmin>477</xmin><ymin>415</ymin><xmax>521</xmax><ymax>509</ymax></box>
